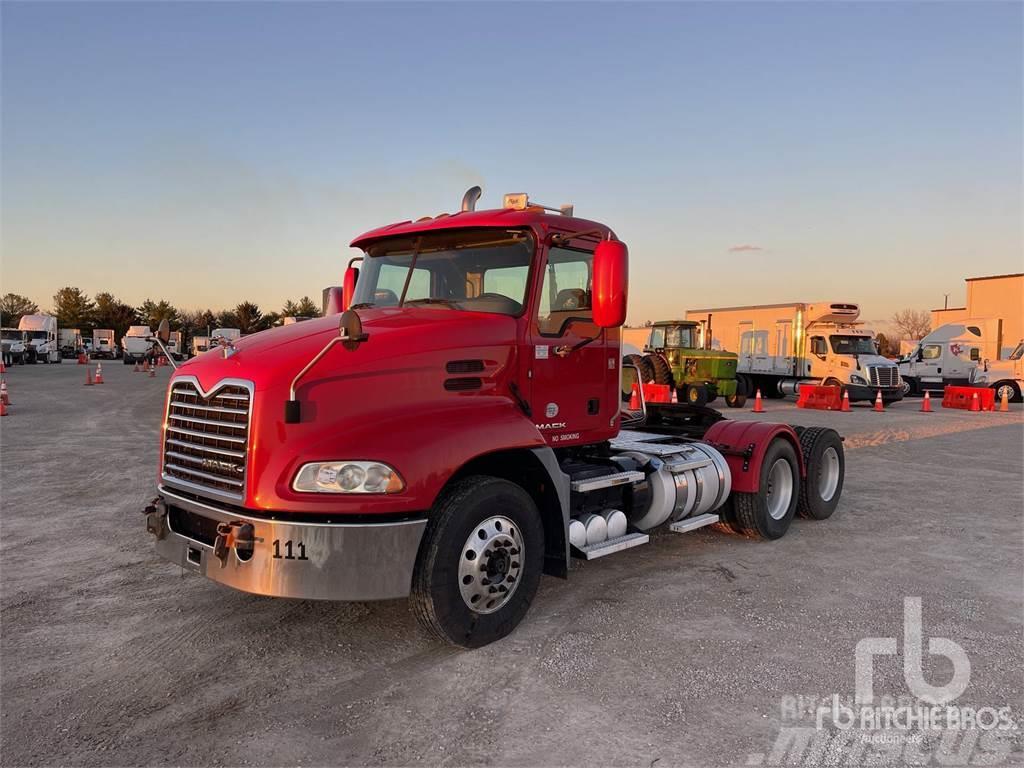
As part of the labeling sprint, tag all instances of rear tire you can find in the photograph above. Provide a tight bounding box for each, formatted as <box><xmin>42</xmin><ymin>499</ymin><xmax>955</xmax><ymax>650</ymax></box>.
<box><xmin>624</xmin><ymin>354</ymin><xmax>654</xmax><ymax>384</ymax></box>
<box><xmin>647</xmin><ymin>354</ymin><xmax>674</xmax><ymax>388</ymax></box>
<box><xmin>411</xmin><ymin>476</ymin><xmax>544</xmax><ymax>648</ymax></box>
<box><xmin>795</xmin><ymin>427</ymin><xmax>845</xmax><ymax>520</ymax></box>
<box><xmin>732</xmin><ymin>438</ymin><xmax>799</xmax><ymax>540</ymax></box>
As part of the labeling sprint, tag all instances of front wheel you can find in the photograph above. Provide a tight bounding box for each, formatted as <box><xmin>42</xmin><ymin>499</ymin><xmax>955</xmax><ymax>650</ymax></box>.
<box><xmin>725</xmin><ymin>393</ymin><xmax>747</xmax><ymax>408</ymax></box>
<box><xmin>686</xmin><ymin>385</ymin><xmax>709</xmax><ymax>407</ymax></box>
<box><xmin>995</xmin><ymin>382</ymin><xmax>1020</xmax><ymax>404</ymax></box>
<box><xmin>732</xmin><ymin>438</ymin><xmax>800</xmax><ymax>539</ymax></box>
<box><xmin>411</xmin><ymin>476</ymin><xmax>544</xmax><ymax>648</ymax></box>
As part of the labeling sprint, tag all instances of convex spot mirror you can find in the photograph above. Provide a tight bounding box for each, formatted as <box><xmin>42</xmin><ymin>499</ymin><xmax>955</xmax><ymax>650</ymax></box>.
<box><xmin>157</xmin><ymin>319</ymin><xmax>170</xmax><ymax>343</ymax></box>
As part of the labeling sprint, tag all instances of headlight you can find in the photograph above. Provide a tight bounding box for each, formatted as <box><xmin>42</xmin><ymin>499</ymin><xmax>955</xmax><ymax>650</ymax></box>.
<box><xmin>973</xmin><ymin>373</ymin><xmax>988</xmax><ymax>384</ymax></box>
<box><xmin>292</xmin><ymin>461</ymin><xmax>404</xmax><ymax>494</ymax></box>
<box><xmin>850</xmin><ymin>375</ymin><xmax>867</xmax><ymax>385</ymax></box>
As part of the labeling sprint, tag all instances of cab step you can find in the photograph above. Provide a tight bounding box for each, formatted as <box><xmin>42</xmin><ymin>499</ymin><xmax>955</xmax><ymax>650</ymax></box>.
<box><xmin>572</xmin><ymin>531</ymin><xmax>650</xmax><ymax>560</ymax></box>
<box><xmin>668</xmin><ymin>513</ymin><xmax>720</xmax><ymax>534</ymax></box>
<box><xmin>570</xmin><ymin>470</ymin><xmax>644</xmax><ymax>493</ymax></box>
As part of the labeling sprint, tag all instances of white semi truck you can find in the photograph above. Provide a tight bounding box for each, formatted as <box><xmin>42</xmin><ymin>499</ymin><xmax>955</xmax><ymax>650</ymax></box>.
<box><xmin>18</xmin><ymin>314</ymin><xmax>61</xmax><ymax>364</ymax></box>
<box><xmin>897</xmin><ymin>319</ymin><xmax>1005</xmax><ymax>395</ymax></box>
<box><xmin>685</xmin><ymin>301</ymin><xmax>903</xmax><ymax>403</ymax></box>
<box><xmin>59</xmin><ymin>328</ymin><xmax>83</xmax><ymax>358</ymax></box>
<box><xmin>1</xmin><ymin>328</ymin><xmax>27</xmax><ymax>365</ymax></box>
<box><xmin>92</xmin><ymin>329</ymin><xmax>117</xmax><ymax>359</ymax></box>
<box><xmin>971</xmin><ymin>339</ymin><xmax>1024</xmax><ymax>403</ymax></box>
<box><xmin>122</xmin><ymin>325</ymin><xmax>154</xmax><ymax>365</ymax></box>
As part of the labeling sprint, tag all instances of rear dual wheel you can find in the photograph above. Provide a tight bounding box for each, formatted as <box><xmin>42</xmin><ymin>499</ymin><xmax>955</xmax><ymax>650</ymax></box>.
<box><xmin>412</xmin><ymin>476</ymin><xmax>544</xmax><ymax>648</ymax></box>
<box><xmin>730</xmin><ymin>438</ymin><xmax>800</xmax><ymax>539</ymax></box>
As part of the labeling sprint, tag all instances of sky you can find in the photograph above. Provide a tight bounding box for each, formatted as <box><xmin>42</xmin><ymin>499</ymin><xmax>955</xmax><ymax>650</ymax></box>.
<box><xmin>2</xmin><ymin>1</ymin><xmax>1021</xmax><ymax>330</ymax></box>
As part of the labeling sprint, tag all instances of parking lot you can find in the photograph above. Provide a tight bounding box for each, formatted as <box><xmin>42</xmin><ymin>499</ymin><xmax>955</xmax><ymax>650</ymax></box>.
<box><xmin>2</xmin><ymin>361</ymin><xmax>1022</xmax><ymax>766</ymax></box>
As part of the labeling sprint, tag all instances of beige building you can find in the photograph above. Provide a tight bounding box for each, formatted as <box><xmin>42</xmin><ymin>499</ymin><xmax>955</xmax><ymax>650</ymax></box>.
<box><xmin>931</xmin><ymin>273</ymin><xmax>1023</xmax><ymax>358</ymax></box>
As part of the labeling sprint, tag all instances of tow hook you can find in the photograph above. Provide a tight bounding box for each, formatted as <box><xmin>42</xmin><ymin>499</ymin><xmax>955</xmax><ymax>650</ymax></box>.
<box><xmin>212</xmin><ymin>521</ymin><xmax>257</xmax><ymax>567</ymax></box>
<box><xmin>142</xmin><ymin>497</ymin><xmax>168</xmax><ymax>540</ymax></box>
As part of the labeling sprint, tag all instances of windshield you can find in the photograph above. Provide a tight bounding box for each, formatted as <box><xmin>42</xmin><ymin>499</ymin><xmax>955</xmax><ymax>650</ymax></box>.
<box><xmin>1</xmin><ymin>330</ymin><xmax>23</xmax><ymax>341</ymax></box>
<box><xmin>352</xmin><ymin>229</ymin><xmax>534</xmax><ymax>316</ymax></box>
<box><xmin>830</xmin><ymin>335</ymin><xmax>877</xmax><ymax>355</ymax></box>
<box><xmin>26</xmin><ymin>331</ymin><xmax>49</xmax><ymax>341</ymax></box>
<box><xmin>1010</xmin><ymin>342</ymin><xmax>1024</xmax><ymax>360</ymax></box>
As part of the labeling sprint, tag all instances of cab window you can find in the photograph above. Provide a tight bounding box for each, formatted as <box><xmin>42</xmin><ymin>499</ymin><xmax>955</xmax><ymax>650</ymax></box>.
<box><xmin>648</xmin><ymin>327</ymin><xmax>666</xmax><ymax>349</ymax></box>
<box><xmin>969</xmin><ymin>348</ymin><xmax>980</xmax><ymax>362</ymax></box>
<box><xmin>921</xmin><ymin>344</ymin><xmax>941</xmax><ymax>360</ymax></box>
<box><xmin>537</xmin><ymin>246</ymin><xmax>592</xmax><ymax>336</ymax></box>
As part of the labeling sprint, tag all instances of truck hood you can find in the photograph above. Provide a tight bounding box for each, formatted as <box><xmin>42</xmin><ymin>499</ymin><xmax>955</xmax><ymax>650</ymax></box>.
<box><xmin>853</xmin><ymin>354</ymin><xmax>896</xmax><ymax>370</ymax></box>
<box><xmin>173</xmin><ymin>307</ymin><xmax>518</xmax><ymax>393</ymax></box>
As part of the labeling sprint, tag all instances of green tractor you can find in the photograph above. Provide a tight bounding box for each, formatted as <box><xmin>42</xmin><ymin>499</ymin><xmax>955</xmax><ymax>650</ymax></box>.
<box><xmin>625</xmin><ymin>320</ymin><xmax>747</xmax><ymax>408</ymax></box>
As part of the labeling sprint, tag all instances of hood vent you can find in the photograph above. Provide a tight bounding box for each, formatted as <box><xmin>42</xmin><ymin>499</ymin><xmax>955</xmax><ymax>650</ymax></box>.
<box><xmin>446</xmin><ymin>359</ymin><xmax>485</xmax><ymax>374</ymax></box>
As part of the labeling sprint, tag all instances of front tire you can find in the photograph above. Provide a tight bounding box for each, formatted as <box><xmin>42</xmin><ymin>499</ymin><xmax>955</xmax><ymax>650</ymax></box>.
<box><xmin>412</xmin><ymin>476</ymin><xmax>544</xmax><ymax>648</ymax></box>
<box><xmin>725</xmin><ymin>393</ymin><xmax>747</xmax><ymax>408</ymax></box>
<box><xmin>686</xmin><ymin>385</ymin><xmax>709</xmax><ymax>407</ymax></box>
<box><xmin>795</xmin><ymin>427</ymin><xmax>844</xmax><ymax>520</ymax></box>
<box><xmin>732</xmin><ymin>438</ymin><xmax>800</xmax><ymax>539</ymax></box>
<box><xmin>995</xmin><ymin>381</ymin><xmax>1021</xmax><ymax>404</ymax></box>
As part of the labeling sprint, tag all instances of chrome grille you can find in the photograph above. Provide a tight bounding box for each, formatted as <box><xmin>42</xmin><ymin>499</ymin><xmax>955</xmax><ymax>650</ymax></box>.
<box><xmin>869</xmin><ymin>366</ymin><xmax>899</xmax><ymax>388</ymax></box>
<box><xmin>162</xmin><ymin>380</ymin><xmax>252</xmax><ymax>499</ymax></box>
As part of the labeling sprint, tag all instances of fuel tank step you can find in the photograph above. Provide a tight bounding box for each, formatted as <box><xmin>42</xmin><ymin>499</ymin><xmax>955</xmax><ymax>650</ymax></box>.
<box><xmin>569</xmin><ymin>470</ymin><xmax>644</xmax><ymax>493</ymax></box>
<box><xmin>668</xmin><ymin>513</ymin><xmax>720</xmax><ymax>534</ymax></box>
<box><xmin>572</xmin><ymin>532</ymin><xmax>650</xmax><ymax>560</ymax></box>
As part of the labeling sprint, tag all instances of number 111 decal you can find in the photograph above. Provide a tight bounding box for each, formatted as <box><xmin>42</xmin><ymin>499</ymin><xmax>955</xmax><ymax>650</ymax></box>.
<box><xmin>271</xmin><ymin>539</ymin><xmax>309</xmax><ymax>561</ymax></box>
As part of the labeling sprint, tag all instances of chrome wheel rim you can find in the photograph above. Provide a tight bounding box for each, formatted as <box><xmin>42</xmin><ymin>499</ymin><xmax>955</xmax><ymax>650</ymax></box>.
<box><xmin>818</xmin><ymin>446</ymin><xmax>841</xmax><ymax>502</ymax></box>
<box><xmin>765</xmin><ymin>458</ymin><xmax>794</xmax><ymax>520</ymax></box>
<box><xmin>458</xmin><ymin>516</ymin><xmax>523</xmax><ymax>614</ymax></box>
<box><xmin>997</xmin><ymin>384</ymin><xmax>1014</xmax><ymax>402</ymax></box>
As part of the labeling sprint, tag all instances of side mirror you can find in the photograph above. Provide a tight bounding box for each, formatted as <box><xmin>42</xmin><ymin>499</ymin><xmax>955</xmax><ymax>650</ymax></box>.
<box><xmin>157</xmin><ymin>319</ymin><xmax>170</xmax><ymax>343</ymax></box>
<box><xmin>916</xmin><ymin>350</ymin><xmax>923</xmax><ymax>361</ymax></box>
<box><xmin>592</xmin><ymin>239</ymin><xmax>628</xmax><ymax>328</ymax></box>
<box><xmin>324</xmin><ymin>287</ymin><xmax>345</xmax><ymax>316</ymax></box>
<box><xmin>342</xmin><ymin>266</ymin><xmax>360</xmax><ymax>311</ymax></box>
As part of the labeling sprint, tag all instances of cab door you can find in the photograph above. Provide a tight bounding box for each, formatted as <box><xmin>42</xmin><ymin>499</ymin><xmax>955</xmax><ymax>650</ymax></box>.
<box><xmin>527</xmin><ymin>244</ymin><xmax>613</xmax><ymax>446</ymax></box>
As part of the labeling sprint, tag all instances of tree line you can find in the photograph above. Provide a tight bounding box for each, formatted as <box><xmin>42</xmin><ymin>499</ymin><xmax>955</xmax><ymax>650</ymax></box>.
<box><xmin>0</xmin><ymin>288</ymin><xmax>322</xmax><ymax>342</ymax></box>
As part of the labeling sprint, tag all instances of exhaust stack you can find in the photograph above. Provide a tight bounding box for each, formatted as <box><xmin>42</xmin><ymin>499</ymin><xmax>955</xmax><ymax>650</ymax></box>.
<box><xmin>461</xmin><ymin>186</ymin><xmax>482</xmax><ymax>212</ymax></box>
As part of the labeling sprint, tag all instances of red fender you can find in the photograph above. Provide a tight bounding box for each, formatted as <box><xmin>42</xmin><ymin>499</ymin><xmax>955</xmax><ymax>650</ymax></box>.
<box><xmin>703</xmin><ymin>420</ymin><xmax>805</xmax><ymax>493</ymax></box>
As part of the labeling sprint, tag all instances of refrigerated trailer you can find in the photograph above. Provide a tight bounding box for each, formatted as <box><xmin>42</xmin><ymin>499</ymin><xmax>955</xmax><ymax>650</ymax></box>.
<box><xmin>685</xmin><ymin>302</ymin><xmax>903</xmax><ymax>403</ymax></box>
<box><xmin>143</xmin><ymin>188</ymin><xmax>849</xmax><ymax>649</ymax></box>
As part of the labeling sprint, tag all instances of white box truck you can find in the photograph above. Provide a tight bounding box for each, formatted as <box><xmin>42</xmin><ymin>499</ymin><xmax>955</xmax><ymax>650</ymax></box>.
<box><xmin>18</xmin><ymin>314</ymin><xmax>61</xmax><ymax>363</ymax></box>
<box><xmin>971</xmin><ymin>339</ymin><xmax>1023</xmax><ymax>403</ymax></box>
<box><xmin>191</xmin><ymin>335</ymin><xmax>210</xmax><ymax>356</ymax></box>
<box><xmin>897</xmin><ymin>319</ymin><xmax>1005</xmax><ymax>395</ymax></box>
<box><xmin>59</xmin><ymin>328</ymin><xmax>83</xmax><ymax>358</ymax></box>
<box><xmin>92</xmin><ymin>329</ymin><xmax>117</xmax><ymax>359</ymax></box>
<box><xmin>122</xmin><ymin>325</ymin><xmax>153</xmax><ymax>365</ymax></box>
<box><xmin>166</xmin><ymin>330</ymin><xmax>184</xmax><ymax>360</ymax></box>
<box><xmin>685</xmin><ymin>301</ymin><xmax>903</xmax><ymax>403</ymax></box>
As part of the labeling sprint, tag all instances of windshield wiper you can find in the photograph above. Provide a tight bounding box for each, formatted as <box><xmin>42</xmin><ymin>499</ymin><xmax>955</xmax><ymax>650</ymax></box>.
<box><xmin>404</xmin><ymin>298</ymin><xmax>460</xmax><ymax>309</ymax></box>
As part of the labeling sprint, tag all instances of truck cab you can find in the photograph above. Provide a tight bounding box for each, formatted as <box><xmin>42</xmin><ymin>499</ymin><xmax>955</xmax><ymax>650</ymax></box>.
<box><xmin>802</xmin><ymin>326</ymin><xmax>901</xmax><ymax>401</ymax></box>
<box><xmin>971</xmin><ymin>340</ymin><xmax>1024</xmax><ymax>403</ymax></box>
<box><xmin>898</xmin><ymin>321</ymin><xmax>996</xmax><ymax>395</ymax></box>
<box><xmin>18</xmin><ymin>314</ymin><xmax>61</xmax><ymax>363</ymax></box>
<box><xmin>1</xmin><ymin>328</ymin><xmax>27</xmax><ymax>365</ymax></box>
<box><xmin>143</xmin><ymin>189</ymin><xmax>846</xmax><ymax>648</ymax></box>
<box><xmin>122</xmin><ymin>325</ymin><xmax>153</xmax><ymax>364</ymax></box>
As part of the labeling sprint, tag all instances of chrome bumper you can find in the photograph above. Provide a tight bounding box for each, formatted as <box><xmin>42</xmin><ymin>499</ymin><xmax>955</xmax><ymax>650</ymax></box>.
<box><xmin>148</xmin><ymin>488</ymin><xmax>427</xmax><ymax>601</ymax></box>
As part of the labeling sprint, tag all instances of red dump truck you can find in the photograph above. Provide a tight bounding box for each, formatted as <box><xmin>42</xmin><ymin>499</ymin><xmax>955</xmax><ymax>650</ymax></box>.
<box><xmin>144</xmin><ymin>189</ymin><xmax>846</xmax><ymax>647</ymax></box>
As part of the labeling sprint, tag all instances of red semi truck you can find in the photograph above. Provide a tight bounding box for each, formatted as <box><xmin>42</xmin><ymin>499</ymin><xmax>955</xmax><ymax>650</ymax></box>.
<box><xmin>144</xmin><ymin>189</ymin><xmax>845</xmax><ymax>647</ymax></box>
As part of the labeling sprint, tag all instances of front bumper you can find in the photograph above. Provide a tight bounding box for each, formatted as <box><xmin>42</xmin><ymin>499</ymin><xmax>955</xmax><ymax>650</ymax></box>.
<box><xmin>146</xmin><ymin>488</ymin><xmax>427</xmax><ymax>601</ymax></box>
<box><xmin>845</xmin><ymin>383</ymin><xmax>903</xmax><ymax>402</ymax></box>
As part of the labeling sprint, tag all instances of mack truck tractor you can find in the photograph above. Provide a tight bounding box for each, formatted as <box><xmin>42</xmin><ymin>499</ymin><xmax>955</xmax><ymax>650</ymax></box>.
<box><xmin>143</xmin><ymin>189</ymin><xmax>846</xmax><ymax>648</ymax></box>
<box><xmin>625</xmin><ymin>319</ymin><xmax>745</xmax><ymax>408</ymax></box>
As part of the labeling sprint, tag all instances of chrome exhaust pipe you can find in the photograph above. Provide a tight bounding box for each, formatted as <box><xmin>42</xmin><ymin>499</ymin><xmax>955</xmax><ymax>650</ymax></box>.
<box><xmin>461</xmin><ymin>185</ymin><xmax>482</xmax><ymax>212</ymax></box>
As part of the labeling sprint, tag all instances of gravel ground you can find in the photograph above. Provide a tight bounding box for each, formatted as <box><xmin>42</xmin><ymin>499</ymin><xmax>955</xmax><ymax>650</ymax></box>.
<box><xmin>1</xmin><ymin>361</ymin><xmax>1022</xmax><ymax>767</ymax></box>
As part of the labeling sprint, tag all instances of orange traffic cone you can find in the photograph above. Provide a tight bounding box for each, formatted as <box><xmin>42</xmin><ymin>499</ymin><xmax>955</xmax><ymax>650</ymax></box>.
<box><xmin>0</xmin><ymin>360</ymin><xmax>6</xmax><ymax>374</ymax></box>
<box><xmin>753</xmin><ymin>389</ymin><xmax>764</xmax><ymax>413</ymax></box>
<box><xmin>999</xmin><ymin>388</ymin><xmax>1009</xmax><ymax>412</ymax></box>
<box><xmin>629</xmin><ymin>382</ymin><xmax>640</xmax><ymax>409</ymax></box>
<box><xmin>921</xmin><ymin>391</ymin><xmax>932</xmax><ymax>413</ymax></box>
<box><xmin>149</xmin><ymin>361</ymin><xmax>156</xmax><ymax>378</ymax></box>
<box><xmin>132</xmin><ymin>361</ymin><xmax>140</xmax><ymax>372</ymax></box>
<box><xmin>671</xmin><ymin>387</ymin><xmax>678</xmax><ymax>404</ymax></box>
<box><xmin>84</xmin><ymin>368</ymin><xmax>93</xmax><ymax>386</ymax></box>
<box><xmin>873</xmin><ymin>389</ymin><xmax>884</xmax><ymax>412</ymax></box>
<box><xmin>0</xmin><ymin>399</ymin><xmax>7</xmax><ymax>417</ymax></box>
<box><xmin>970</xmin><ymin>391</ymin><xmax>980</xmax><ymax>412</ymax></box>
<box><xmin>0</xmin><ymin>379</ymin><xmax>9</xmax><ymax>405</ymax></box>
<box><xmin>840</xmin><ymin>390</ymin><xmax>851</xmax><ymax>412</ymax></box>
<box><xmin>94</xmin><ymin>363</ymin><xmax>104</xmax><ymax>384</ymax></box>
